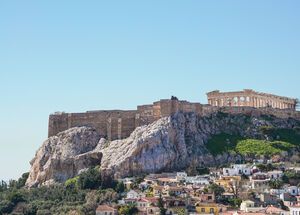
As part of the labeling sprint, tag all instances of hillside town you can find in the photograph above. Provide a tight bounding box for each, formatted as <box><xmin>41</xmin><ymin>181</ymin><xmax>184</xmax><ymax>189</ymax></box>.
<box><xmin>96</xmin><ymin>160</ymin><xmax>300</xmax><ymax>215</ymax></box>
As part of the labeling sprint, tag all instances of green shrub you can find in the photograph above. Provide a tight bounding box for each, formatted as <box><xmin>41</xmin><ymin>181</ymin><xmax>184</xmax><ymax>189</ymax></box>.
<box><xmin>65</xmin><ymin>176</ymin><xmax>79</xmax><ymax>189</ymax></box>
<box><xmin>206</xmin><ymin>133</ymin><xmax>243</xmax><ymax>155</ymax></box>
<box><xmin>260</xmin><ymin>127</ymin><xmax>300</xmax><ymax>145</ymax></box>
<box><xmin>77</xmin><ymin>168</ymin><xmax>101</xmax><ymax>190</ymax></box>
<box><xmin>236</xmin><ymin>139</ymin><xmax>294</xmax><ymax>156</ymax></box>
<box><xmin>118</xmin><ymin>203</ymin><xmax>138</xmax><ymax>215</ymax></box>
<box><xmin>0</xmin><ymin>200</ymin><xmax>14</xmax><ymax>214</ymax></box>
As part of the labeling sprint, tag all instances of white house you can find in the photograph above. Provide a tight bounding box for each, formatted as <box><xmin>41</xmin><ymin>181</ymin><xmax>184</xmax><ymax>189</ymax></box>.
<box><xmin>250</xmin><ymin>173</ymin><xmax>270</xmax><ymax>191</ymax></box>
<box><xmin>126</xmin><ymin>190</ymin><xmax>140</xmax><ymax>199</ymax></box>
<box><xmin>240</xmin><ymin>200</ymin><xmax>266</xmax><ymax>213</ymax></box>
<box><xmin>95</xmin><ymin>205</ymin><xmax>117</xmax><ymax>215</ymax></box>
<box><xmin>223</xmin><ymin>164</ymin><xmax>251</xmax><ymax>176</ymax></box>
<box><xmin>240</xmin><ymin>200</ymin><xmax>260</xmax><ymax>212</ymax></box>
<box><xmin>287</xmin><ymin>186</ymin><xmax>299</xmax><ymax>196</ymax></box>
<box><xmin>176</xmin><ymin>172</ymin><xmax>187</xmax><ymax>181</ymax></box>
<box><xmin>267</xmin><ymin>170</ymin><xmax>283</xmax><ymax>180</ymax></box>
<box><xmin>289</xmin><ymin>205</ymin><xmax>300</xmax><ymax>215</ymax></box>
<box><xmin>271</xmin><ymin>188</ymin><xmax>285</xmax><ymax>196</ymax></box>
<box><xmin>185</xmin><ymin>176</ymin><xmax>210</xmax><ymax>185</ymax></box>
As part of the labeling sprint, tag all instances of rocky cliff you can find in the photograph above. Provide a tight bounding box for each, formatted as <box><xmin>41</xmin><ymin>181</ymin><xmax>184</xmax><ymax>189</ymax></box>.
<box><xmin>26</xmin><ymin>111</ymin><xmax>300</xmax><ymax>187</ymax></box>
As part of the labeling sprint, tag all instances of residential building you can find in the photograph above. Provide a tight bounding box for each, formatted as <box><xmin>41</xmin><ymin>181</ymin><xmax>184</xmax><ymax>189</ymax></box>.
<box><xmin>96</xmin><ymin>205</ymin><xmax>118</xmax><ymax>215</ymax></box>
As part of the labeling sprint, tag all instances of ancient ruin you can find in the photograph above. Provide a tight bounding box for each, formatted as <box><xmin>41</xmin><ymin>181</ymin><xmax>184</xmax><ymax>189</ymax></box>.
<box><xmin>48</xmin><ymin>90</ymin><xmax>299</xmax><ymax>140</ymax></box>
<box><xmin>207</xmin><ymin>89</ymin><xmax>297</xmax><ymax>110</ymax></box>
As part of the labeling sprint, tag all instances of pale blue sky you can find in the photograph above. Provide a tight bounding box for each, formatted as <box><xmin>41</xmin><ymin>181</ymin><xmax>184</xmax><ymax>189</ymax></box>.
<box><xmin>0</xmin><ymin>1</ymin><xmax>299</xmax><ymax>180</ymax></box>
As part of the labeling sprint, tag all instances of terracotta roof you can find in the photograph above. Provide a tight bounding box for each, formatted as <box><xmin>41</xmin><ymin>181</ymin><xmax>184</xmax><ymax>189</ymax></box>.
<box><xmin>96</xmin><ymin>205</ymin><xmax>115</xmax><ymax>212</ymax></box>
<box><xmin>265</xmin><ymin>205</ymin><xmax>285</xmax><ymax>213</ymax></box>
<box><xmin>157</xmin><ymin>177</ymin><xmax>177</xmax><ymax>182</ymax></box>
<box><xmin>142</xmin><ymin>197</ymin><xmax>159</xmax><ymax>203</ymax></box>
<box><xmin>166</xmin><ymin>186</ymin><xmax>184</xmax><ymax>191</ymax></box>
<box><xmin>153</xmin><ymin>185</ymin><xmax>164</xmax><ymax>190</ymax></box>
<box><xmin>238</xmin><ymin>213</ymin><xmax>265</xmax><ymax>215</ymax></box>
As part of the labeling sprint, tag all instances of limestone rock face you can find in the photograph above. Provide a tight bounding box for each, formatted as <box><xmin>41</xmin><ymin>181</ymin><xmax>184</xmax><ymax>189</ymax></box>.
<box><xmin>26</xmin><ymin>111</ymin><xmax>300</xmax><ymax>187</ymax></box>
<box><xmin>100</xmin><ymin>112</ymin><xmax>299</xmax><ymax>178</ymax></box>
<box><xmin>26</xmin><ymin>127</ymin><xmax>102</xmax><ymax>187</ymax></box>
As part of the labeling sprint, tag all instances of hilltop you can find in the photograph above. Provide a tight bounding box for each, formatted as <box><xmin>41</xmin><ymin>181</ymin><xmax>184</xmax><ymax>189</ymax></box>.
<box><xmin>26</xmin><ymin>110</ymin><xmax>300</xmax><ymax>187</ymax></box>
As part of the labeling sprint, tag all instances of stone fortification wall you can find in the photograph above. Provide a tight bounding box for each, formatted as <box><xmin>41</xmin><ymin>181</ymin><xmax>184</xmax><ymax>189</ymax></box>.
<box><xmin>211</xmin><ymin>106</ymin><xmax>300</xmax><ymax>119</ymax></box>
<box><xmin>48</xmin><ymin>95</ymin><xmax>300</xmax><ymax>140</ymax></box>
<box><xmin>48</xmin><ymin>99</ymin><xmax>203</xmax><ymax>140</ymax></box>
<box><xmin>48</xmin><ymin>110</ymin><xmax>137</xmax><ymax>140</ymax></box>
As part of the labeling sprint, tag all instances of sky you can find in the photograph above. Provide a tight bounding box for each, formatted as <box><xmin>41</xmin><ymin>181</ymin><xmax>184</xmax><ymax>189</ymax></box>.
<box><xmin>0</xmin><ymin>1</ymin><xmax>299</xmax><ymax>180</ymax></box>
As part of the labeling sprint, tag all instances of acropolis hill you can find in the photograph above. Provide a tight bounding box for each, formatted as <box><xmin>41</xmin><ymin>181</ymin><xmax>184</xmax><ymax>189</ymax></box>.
<box><xmin>48</xmin><ymin>89</ymin><xmax>299</xmax><ymax>141</ymax></box>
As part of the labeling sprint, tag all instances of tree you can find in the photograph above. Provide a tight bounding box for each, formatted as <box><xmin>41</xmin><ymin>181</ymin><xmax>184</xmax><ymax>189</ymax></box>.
<box><xmin>257</xmin><ymin>163</ymin><xmax>275</xmax><ymax>172</ymax></box>
<box><xmin>208</xmin><ymin>183</ymin><xmax>225</xmax><ymax>201</ymax></box>
<box><xmin>228</xmin><ymin>198</ymin><xmax>242</xmax><ymax>208</ymax></box>
<box><xmin>0</xmin><ymin>200</ymin><xmax>14</xmax><ymax>214</ymax></box>
<box><xmin>7</xmin><ymin>190</ymin><xmax>25</xmax><ymax>204</ymax></box>
<box><xmin>0</xmin><ymin>180</ymin><xmax>7</xmax><ymax>192</ymax></box>
<box><xmin>228</xmin><ymin>180</ymin><xmax>240</xmax><ymax>198</ymax></box>
<box><xmin>16</xmin><ymin>172</ymin><xmax>30</xmax><ymax>188</ymax></box>
<box><xmin>196</xmin><ymin>167</ymin><xmax>210</xmax><ymax>175</ymax></box>
<box><xmin>269</xmin><ymin>179</ymin><xmax>283</xmax><ymax>189</ymax></box>
<box><xmin>157</xmin><ymin>194</ymin><xmax>167</xmax><ymax>215</ymax></box>
<box><xmin>118</xmin><ymin>204</ymin><xmax>138</xmax><ymax>215</ymax></box>
<box><xmin>115</xmin><ymin>181</ymin><xmax>125</xmax><ymax>193</ymax></box>
<box><xmin>65</xmin><ymin>176</ymin><xmax>79</xmax><ymax>190</ymax></box>
<box><xmin>77</xmin><ymin>167</ymin><xmax>101</xmax><ymax>190</ymax></box>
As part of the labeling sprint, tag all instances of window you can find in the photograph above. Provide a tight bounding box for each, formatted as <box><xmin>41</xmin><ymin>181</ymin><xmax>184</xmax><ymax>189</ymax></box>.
<box><xmin>210</xmin><ymin>208</ymin><xmax>214</xmax><ymax>213</ymax></box>
<box><xmin>201</xmin><ymin>208</ymin><xmax>205</xmax><ymax>212</ymax></box>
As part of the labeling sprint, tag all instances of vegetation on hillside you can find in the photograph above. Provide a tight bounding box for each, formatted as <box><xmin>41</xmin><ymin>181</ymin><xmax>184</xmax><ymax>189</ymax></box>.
<box><xmin>236</xmin><ymin>139</ymin><xmax>294</xmax><ymax>156</ymax></box>
<box><xmin>206</xmin><ymin>126</ymin><xmax>300</xmax><ymax>156</ymax></box>
<box><xmin>206</xmin><ymin>133</ymin><xmax>243</xmax><ymax>155</ymax></box>
<box><xmin>259</xmin><ymin>126</ymin><xmax>300</xmax><ymax>145</ymax></box>
<box><xmin>0</xmin><ymin>167</ymin><xmax>125</xmax><ymax>215</ymax></box>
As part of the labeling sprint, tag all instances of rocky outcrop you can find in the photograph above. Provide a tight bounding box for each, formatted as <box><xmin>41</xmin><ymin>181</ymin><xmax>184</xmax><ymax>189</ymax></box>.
<box><xmin>26</xmin><ymin>127</ymin><xmax>103</xmax><ymax>187</ymax></box>
<box><xmin>26</xmin><ymin>111</ymin><xmax>300</xmax><ymax>187</ymax></box>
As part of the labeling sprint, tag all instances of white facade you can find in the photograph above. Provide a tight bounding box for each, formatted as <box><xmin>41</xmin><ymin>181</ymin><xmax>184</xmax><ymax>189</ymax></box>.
<box><xmin>288</xmin><ymin>186</ymin><xmax>299</xmax><ymax>196</ymax></box>
<box><xmin>271</xmin><ymin>188</ymin><xmax>285</xmax><ymax>196</ymax></box>
<box><xmin>185</xmin><ymin>176</ymin><xmax>210</xmax><ymax>185</ymax></box>
<box><xmin>176</xmin><ymin>172</ymin><xmax>187</xmax><ymax>178</ymax></box>
<box><xmin>289</xmin><ymin>206</ymin><xmax>300</xmax><ymax>215</ymax></box>
<box><xmin>268</xmin><ymin>170</ymin><xmax>283</xmax><ymax>180</ymax></box>
<box><xmin>126</xmin><ymin>190</ymin><xmax>140</xmax><ymax>199</ymax></box>
<box><xmin>223</xmin><ymin>164</ymin><xmax>251</xmax><ymax>176</ymax></box>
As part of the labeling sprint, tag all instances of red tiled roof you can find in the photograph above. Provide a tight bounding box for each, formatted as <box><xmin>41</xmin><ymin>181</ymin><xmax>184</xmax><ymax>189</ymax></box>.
<box><xmin>142</xmin><ymin>197</ymin><xmax>158</xmax><ymax>203</ymax></box>
<box><xmin>265</xmin><ymin>205</ymin><xmax>285</xmax><ymax>213</ymax></box>
<box><xmin>96</xmin><ymin>205</ymin><xmax>115</xmax><ymax>212</ymax></box>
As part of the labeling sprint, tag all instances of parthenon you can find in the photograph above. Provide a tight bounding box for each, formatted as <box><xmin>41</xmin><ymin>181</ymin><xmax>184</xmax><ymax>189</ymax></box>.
<box><xmin>207</xmin><ymin>89</ymin><xmax>297</xmax><ymax>110</ymax></box>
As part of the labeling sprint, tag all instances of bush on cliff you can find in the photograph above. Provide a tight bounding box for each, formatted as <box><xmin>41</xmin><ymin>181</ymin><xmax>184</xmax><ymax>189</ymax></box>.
<box><xmin>77</xmin><ymin>167</ymin><xmax>102</xmax><ymax>190</ymax></box>
<box><xmin>206</xmin><ymin>132</ymin><xmax>295</xmax><ymax>157</ymax></box>
<box><xmin>236</xmin><ymin>139</ymin><xmax>294</xmax><ymax>156</ymax></box>
<box><xmin>259</xmin><ymin>127</ymin><xmax>300</xmax><ymax>145</ymax></box>
<box><xmin>206</xmin><ymin>133</ymin><xmax>243</xmax><ymax>155</ymax></box>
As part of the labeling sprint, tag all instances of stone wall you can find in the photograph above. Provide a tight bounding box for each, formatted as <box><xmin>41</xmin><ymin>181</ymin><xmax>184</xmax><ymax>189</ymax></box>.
<box><xmin>207</xmin><ymin>89</ymin><xmax>297</xmax><ymax>110</ymax></box>
<box><xmin>48</xmin><ymin>110</ymin><xmax>137</xmax><ymax>140</ymax></box>
<box><xmin>48</xmin><ymin>94</ymin><xmax>300</xmax><ymax>140</ymax></box>
<box><xmin>48</xmin><ymin>99</ymin><xmax>203</xmax><ymax>140</ymax></box>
